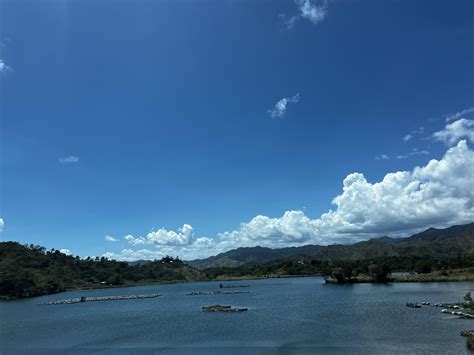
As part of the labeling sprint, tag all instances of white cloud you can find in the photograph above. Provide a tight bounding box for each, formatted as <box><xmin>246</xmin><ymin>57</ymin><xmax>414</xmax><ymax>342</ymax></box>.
<box><xmin>193</xmin><ymin>237</ymin><xmax>215</xmax><ymax>248</ymax></box>
<box><xmin>402</xmin><ymin>127</ymin><xmax>425</xmax><ymax>142</ymax></box>
<box><xmin>396</xmin><ymin>149</ymin><xmax>430</xmax><ymax>159</ymax></box>
<box><xmin>146</xmin><ymin>224</ymin><xmax>193</xmax><ymax>245</ymax></box>
<box><xmin>268</xmin><ymin>93</ymin><xmax>300</xmax><ymax>118</ymax></box>
<box><xmin>280</xmin><ymin>0</ymin><xmax>328</xmax><ymax>29</ymax></box>
<box><xmin>0</xmin><ymin>218</ymin><xmax>4</xmax><ymax>232</ymax></box>
<box><xmin>221</xmin><ymin>140</ymin><xmax>473</xmax><ymax>246</ymax></box>
<box><xmin>433</xmin><ymin>119</ymin><xmax>474</xmax><ymax>146</ymax></box>
<box><xmin>320</xmin><ymin>140</ymin><xmax>473</xmax><ymax>235</ymax></box>
<box><xmin>124</xmin><ymin>224</ymin><xmax>194</xmax><ymax>247</ymax></box>
<box><xmin>375</xmin><ymin>154</ymin><xmax>390</xmax><ymax>161</ymax></box>
<box><xmin>297</xmin><ymin>0</ymin><xmax>328</xmax><ymax>25</ymax></box>
<box><xmin>280</xmin><ymin>14</ymin><xmax>300</xmax><ymax>29</ymax></box>
<box><xmin>446</xmin><ymin>107</ymin><xmax>474</xmax><ymax>122</ymax></box>
<box><xmin>0</xmin><ymin>59</ymin><xmax>11</xmax><ymax>73</ymax></box>
<box><xmin>59</xmin><ymin>156</ymin><xmax>79</xmax><ymax>164</ymax></box>
<box><xmin>104</xmin><ymin>235</ymin><xmax>117</xmax><ymax>242</ymax></box>
<box><xmin>219</xmin><ymin>211</ymin><xmax>319</xmax><ymax>247</ymax></box>
<box><xmin>59</xmin><ymin>249</ymin><xmax>71</xmax><ymax>255</ymax></box>
<box><xmin>104</xmin><ymin>235</ymin><xmax>217</xmax><ymax>261</ymax></box>
<box><xmin>105</xmin><ymin>140</ymin><xmax>474</xmax><ymax>260</ymax></box>
<box><xmin>124</xmin><ymin>234</ymin><xmax>146</xmax><ymax>245</ymax></box>
<box><xmin>147</xmin><ymin>224</ymin><xmax>193</xmax><ymax>246</ymax></box>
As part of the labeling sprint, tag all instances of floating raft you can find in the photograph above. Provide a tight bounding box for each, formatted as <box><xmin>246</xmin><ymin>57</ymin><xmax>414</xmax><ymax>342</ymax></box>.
<box><xmin>405</xmin><ymin>300</ymin><xmax>474</xmax><ymax>319</ymax></box>
<box><xmin>219</xmin><ymin>284</ymin><xmax>250</xmax><ymax>289</ymax></box>
<box><xmin>39</xmin><ymin>293</ymin><xmax>161</xmax><ymax>305</ymax></box>
<box><xmin>188</xmin><ymin>290</ymin><xmax>250</xmax><ymax>296</ymax></box>
<box><xmin>202</xmin><ymin>304</ymin><xmax>248</xmax><ymax>313</ymax></box>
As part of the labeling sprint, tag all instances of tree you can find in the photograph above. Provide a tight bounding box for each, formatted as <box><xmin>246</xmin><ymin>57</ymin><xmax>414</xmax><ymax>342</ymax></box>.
<box><xmin>415</xmin><ymin>260</ymin><xmax>432</xmax><ymax>274</ymax></box>
<box><xmin>369</xmin><ymin>263</ymin><xmax>391</xmax><ymax>283</ymax></box>
<box><xmin>332</xmin><ymin>267</ymin><xmax>347</xmax><ymax>283</ymax></box>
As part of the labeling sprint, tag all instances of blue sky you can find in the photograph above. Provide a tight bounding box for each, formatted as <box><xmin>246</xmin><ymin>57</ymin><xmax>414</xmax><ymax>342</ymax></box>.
<box><xmin>1</xmin><ymin>0</ymin><xmax>473</xmax><ymax>260</ymax></box>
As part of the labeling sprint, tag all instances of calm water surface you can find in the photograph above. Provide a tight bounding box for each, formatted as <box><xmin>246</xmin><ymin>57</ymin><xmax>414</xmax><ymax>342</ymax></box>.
<box><xmin>1</xmin><ymin>277</ymin><xmax>473</xmax><ymax>354</ymax></box>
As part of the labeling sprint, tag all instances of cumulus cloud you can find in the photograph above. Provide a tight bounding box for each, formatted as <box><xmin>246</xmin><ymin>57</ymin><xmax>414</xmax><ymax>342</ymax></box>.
<box><xmin>59</xmin><ymin>249</ymin><xmax>71</xmax><ymax>255</ymax></box>
<box><xmin>268</xmin><ymin>93</ymin><xmax>300</xmax><ymax>118</ymax></box>
<box><xmin>446</xmin><ymin>107</ymin><xmax>474</xmax><ymax>122</ymax></box>
<box><xmin>104</xmin><ymin>236</ymin><xmax>217</xmax><ymax>262</ymax></box>
<box><xmin>316</xmin><ymin>140</ymin><xmax>474</xmax><ymax>235</ymax></box>
<box><xmin>193</xmin><ymin>237</ymin><xmax>215</xmax><ymax>248</ymax></box>
<box><xmin>124</xmin><ymin>224</ymin><xmax>194</xmax><ymax>247</ymax></box>
<box><xmin>59</xmin><ymin>156</ymin><xmax>79</xmax><ymax>164</ymax></box>
<box><xmin>0</xmin><ymin>218</ymin><xmax>4</xmax><ymax>232</ymax></box>
<box><xmin>403</xmin><ymin>134</ymin><xmax>412</xmax><ymax>142</ymax></box>
<box><xmin>124</xmin><ymin>234</ymin><xmax>146</xmax><ymax>245</ymax></box>
<box><xmin>433</xmin><ymin>119</ymin><xmax>474</xmax><ymax>146</ymax></box>
<box><xmin>147</xmin><ymin>224</ymin><xmax>193</xmax><ymax>246</ymax></box>
<box><xmin>221</xmin><ymin>140</ymin><xmax>473</xmax><ymax>245</ymax></box>
<box><xmin>104</xmin><ymin>235</ymin><xmax>117</xmax><ymax>242</ymax></box>
<box><xmin>105</xmin><ymin>140</ymin><xmax>474</xmax><ymax>260</ymax></box>
<box><xmin>219</xmin><ymin>211</ymin><xmax>319</xmax><ymax>247</ymax></box>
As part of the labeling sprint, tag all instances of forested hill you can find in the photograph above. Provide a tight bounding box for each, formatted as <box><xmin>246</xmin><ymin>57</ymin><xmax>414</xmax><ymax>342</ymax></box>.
<box><xmin>0</xmin><ymin>242</ymin><xmax>206</xmax><ymax>299</ymax></box>
<box><xmin>1</xmin><ymin>223</ymin><xmax>473</xmax><ymax>299</ymax></box>
<box><xmin>187</xmin><ymin>223</ymin><xmax>474</xmax><ymax>269</ymax></box>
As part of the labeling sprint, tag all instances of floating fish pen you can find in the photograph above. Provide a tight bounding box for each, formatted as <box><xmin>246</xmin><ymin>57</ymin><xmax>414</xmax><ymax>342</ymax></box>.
<box><xmin>187</xmin><ymin>290</ymin><xmax>250</xmax><ymax>296</ymax></box>
<box><xmin>219</xmin><ymin>284</ymin><xmax>250</xmax><ymax>289</ymax></box>
<box><xmin>202</xmin><ymin>304</ymin><xmax>248</xmax><ymax>312</ymax></box>
<box><xmin>406</xmin><ymin>300</ymin><xmax>474</xmax><ymax>319</ymax></box>
<box><xmin>39</xmin><ymin>293</ymin><xmax>161</xmax><ymax>305</ymax></box>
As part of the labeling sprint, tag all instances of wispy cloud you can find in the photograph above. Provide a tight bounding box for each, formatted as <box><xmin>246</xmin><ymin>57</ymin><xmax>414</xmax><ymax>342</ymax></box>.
<box><xmin>0</xmin><ymin>218</ymin><xmax>4</xmax><ymax>232</ymax></box>
<box><xmin>396</xmin><ymin>149</ymin><xmax>430</xmax><ymax>159</ymax></box>
<box><xmin>0</xmin><ymin>59</ymin><xmax>12</xmax><ymax>73</ymax></box>
<box><xmin>268</xmin><ymin>93</ymin><xmax>300</xmax><ymax>118</ymax></box>
<box><xmin>298</xmin><ymin>0</ymin><xmax>328</xmax><ymax>25</ymax></box>
<box><xmin>433</xmin><ymin>118</ymin><xmax>474</xmax><ymax>146</ymax></box>
<box><xmin>280</xmin><ymin>14</ymin><xmax>300</xmax><ymax>29</ymax></box>
<box><xmin>446</xmin><ymin>107</ymin><xmax>474</xmax><ymax>122</ymax></box>
<box><xmin>59</xmin><ymin>156</ymin><xmax>79</xmax><ymax>164</ymax></box>
<box><xmin>402</xmin><ymin>127</ymin><xmax>425</xmax><ymax>142</ymax></box>
<box><xmin>104</xmin><ymin>235</ymin><xmax>118</xmax><ymax>242</ymax></box>
<box><xmin>375</xmin><ymin>154</ymin><xmax>390</xmax><ymax>161</ymax></box>
<box><xmin>280</xmin><ymin>0</ymin><xmax>329</xmax><ymax>29</ymax></box>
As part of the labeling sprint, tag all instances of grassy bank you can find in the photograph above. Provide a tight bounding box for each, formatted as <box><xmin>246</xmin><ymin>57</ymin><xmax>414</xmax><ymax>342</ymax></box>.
<box><xmin>394</xmin><ymin>269</ymin><xmax>474</xmax><ymax>282</ymax></box>
<box><xmin>324</xmin><ymin>269</ymin><xmax>474</xmax><ymax>284</ymax></box>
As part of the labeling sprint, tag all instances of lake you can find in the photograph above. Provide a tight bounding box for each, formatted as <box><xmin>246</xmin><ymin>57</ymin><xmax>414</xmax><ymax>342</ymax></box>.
<box><xmin>1</xmin><ymin>277</ymin><xmax>473</xmax><ymax>354</ymax></box>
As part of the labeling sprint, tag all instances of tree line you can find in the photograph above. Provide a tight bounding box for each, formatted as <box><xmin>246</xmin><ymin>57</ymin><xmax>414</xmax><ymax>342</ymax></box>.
<box><xmin>0</xmin><ymin>242</ymin><xmax>206</xmax><ymax>299</ymax></box>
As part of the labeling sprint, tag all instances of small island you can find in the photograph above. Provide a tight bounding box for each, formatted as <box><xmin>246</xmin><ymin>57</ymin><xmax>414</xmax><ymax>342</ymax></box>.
<box><xmin>202</xmin><ymin>305</ymin><xmax>248</xmax><ymax>313</ymax></box>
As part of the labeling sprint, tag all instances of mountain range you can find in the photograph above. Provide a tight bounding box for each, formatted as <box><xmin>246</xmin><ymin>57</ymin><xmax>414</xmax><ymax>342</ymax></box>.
<box><xmin>186</xmin><ymin>223</ymin><xmax>474</xmax><ymax>269</ymax></box>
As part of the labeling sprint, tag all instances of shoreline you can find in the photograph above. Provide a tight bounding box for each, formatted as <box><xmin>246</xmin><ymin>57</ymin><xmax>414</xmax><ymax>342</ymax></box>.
<box><xmin>2</xmin><ymin>272</ymin><xmax>474</xmax><ymax>301</ymax></box>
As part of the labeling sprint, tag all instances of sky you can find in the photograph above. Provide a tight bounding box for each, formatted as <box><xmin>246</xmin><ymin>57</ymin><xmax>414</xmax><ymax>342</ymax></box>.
<box><xmin>0</xmin><ymin>0</ymin><xmax>473</xmax><ymax>261</ymax></box>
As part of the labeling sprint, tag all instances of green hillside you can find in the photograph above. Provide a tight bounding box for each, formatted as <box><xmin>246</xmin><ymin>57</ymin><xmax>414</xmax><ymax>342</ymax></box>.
<box><xmin>0</xmin><ymin>242</ymin><xmax>207</xmax><ymax>299</ymax></box>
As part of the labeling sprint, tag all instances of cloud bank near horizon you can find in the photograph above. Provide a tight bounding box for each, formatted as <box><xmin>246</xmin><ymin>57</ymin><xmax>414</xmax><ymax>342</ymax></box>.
<box><xmin>103</xmin><ymin>122</ymin><xmax>474</xmax><ymax>261</ymax></box>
